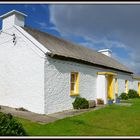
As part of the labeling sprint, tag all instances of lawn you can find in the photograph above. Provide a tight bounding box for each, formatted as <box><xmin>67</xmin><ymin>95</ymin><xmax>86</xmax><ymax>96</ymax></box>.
<box><xmin>16</xmin><ymin>99</ymin><xmax>140</xmax><ymax>136</ymax></box>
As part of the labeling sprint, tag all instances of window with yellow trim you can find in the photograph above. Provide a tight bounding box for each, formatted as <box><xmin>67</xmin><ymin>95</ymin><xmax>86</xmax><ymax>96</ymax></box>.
<box><xmin>70</xmin><ymin>72</ymin><xmax>79</xmax><ymax>96</ymax></box>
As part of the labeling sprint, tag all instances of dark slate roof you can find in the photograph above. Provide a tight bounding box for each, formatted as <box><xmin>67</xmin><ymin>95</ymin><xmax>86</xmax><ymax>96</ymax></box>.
<box><xmin>22</xmin><ymin>26</ymin><xmax>133</xmax><ymax>74</ymax></box>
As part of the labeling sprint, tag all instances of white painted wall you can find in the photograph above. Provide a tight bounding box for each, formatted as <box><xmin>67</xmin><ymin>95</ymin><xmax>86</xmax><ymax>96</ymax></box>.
<box><xmin>44</xmin><ymin>57</ymin><xmax>98</xmax><ymax>114</ymax></box>
<box><xmin>117</xmin><ymin>72</ymin><xmax>133</xmax><ymax>96</ymax></box>
<box><xmin>44</xmin><ymin>55</ymin><xmax>139</xmax><ymax>114</ymax></box>
<box><xmin>133</xmin><ymin>80</ymin><xmax>139</xmax><ymax>91</ymax></box>
<box><xmin>0</xmin><ymin>27</ymin><xmax>45</xmax><ymax>114</ymax></box>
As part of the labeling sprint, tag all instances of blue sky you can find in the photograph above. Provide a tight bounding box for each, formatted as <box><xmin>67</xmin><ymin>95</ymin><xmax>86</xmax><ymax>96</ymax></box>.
<box><xmin>0</xmin><ymin>4</ymin><xmax>139</xmax><ymax>74</ymax></box>
<box><xmin>0</xmin><ymin>4</ymin><xmax>58</xmax><ymax>35</ymax></box>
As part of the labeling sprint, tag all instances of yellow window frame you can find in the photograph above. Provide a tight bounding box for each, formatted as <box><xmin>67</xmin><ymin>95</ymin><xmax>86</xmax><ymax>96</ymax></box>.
<box><xmin>70</xmin><ymin>72</ymin><xmax>79</xmax><ymax>96</ymax></box>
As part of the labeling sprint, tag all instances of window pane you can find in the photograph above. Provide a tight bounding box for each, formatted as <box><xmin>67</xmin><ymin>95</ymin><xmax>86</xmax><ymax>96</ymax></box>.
<box><xmin>70</xmin><ymin>72</ymin><xmax>79</xmax><ymax>94</ymax></box>
<box><xmin>71</xmin><ymin>74</ymin><xmax>75</xmax><ymax>82</ymax></box>
<box><xmin>71</xmin><ymin>83</ymin><xmax>75</xmax><ymax>91</ymax></box>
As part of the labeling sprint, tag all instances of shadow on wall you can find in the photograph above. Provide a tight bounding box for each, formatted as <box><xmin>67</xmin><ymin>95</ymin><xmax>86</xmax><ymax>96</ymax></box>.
<box><xmin>45</xmin><ymin>56</ymin><xmax>98</xmax><ymax>77</ymax></box>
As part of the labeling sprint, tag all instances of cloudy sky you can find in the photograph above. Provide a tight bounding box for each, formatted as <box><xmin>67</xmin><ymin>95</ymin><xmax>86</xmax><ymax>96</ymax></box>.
<box><xmin>0</xmin><ymin>4</ymin><xmax>140</xmax><ymax>74</ymax></box>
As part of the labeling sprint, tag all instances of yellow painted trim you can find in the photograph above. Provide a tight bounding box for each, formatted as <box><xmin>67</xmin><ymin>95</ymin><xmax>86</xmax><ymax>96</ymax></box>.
<box><xmin>138</xmin><ymin>83</ymin><xmax>140</xmax><ymax>96</ymax></box>
<box><xmin>76</xmin><ymin>72</ymin><xmax>79</xmax><ymax>94</ymax></box>
<box><xmin>125</xmin><ymin>80</ymin><xmax>128</xmax><ymax>94</ymax></box>
<box><xmin>70</xmin><ymin>72</ymin><xmax>79</xmax><ymax>96</ymax></box>
<box><xmin>70</xmin><ymin>93</ymin><xmax>79</xmax><ymax>96</ymax></box>
<box><xmin>97</xmin><ymin>72</ymin><xmax>117</xmax><ymax>76</ymax></box>
<box><xmin>107</xmin><ymin>76</ymin><xmax>114</xmax><ymax>99</ymax></box>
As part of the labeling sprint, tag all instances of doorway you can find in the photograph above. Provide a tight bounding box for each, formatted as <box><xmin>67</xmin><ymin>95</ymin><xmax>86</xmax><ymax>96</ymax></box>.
<box><xmin>107</xmin><ymin>75</ymin><xmax>114</xmax><ymax>99</ymax></box>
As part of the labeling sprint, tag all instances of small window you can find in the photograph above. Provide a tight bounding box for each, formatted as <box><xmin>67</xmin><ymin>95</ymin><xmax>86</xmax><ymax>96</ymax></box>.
<box><xmin>70</xmin><ymin>72</ymin><xmax>79</xmax><ymax>96</ymax></box>
<box><xmin>125</xmin><ymin>80</ymin><xmax>128</xmax><ymax>93</ymax></box>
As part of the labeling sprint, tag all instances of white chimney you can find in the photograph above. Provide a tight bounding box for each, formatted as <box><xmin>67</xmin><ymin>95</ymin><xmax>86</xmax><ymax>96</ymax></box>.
<box><xmin>0</xmin><ymin>10</ymin><xmax>27</xmax><ymax>30</ymax></box>
<box><xmin>98</xmin><ymin>49</ymin><xmax>112</xmax><ymax>57</ymax></box>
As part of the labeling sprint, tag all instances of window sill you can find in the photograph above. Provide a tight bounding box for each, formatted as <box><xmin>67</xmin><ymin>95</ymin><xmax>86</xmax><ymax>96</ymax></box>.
<box><xmin>70</xmin><ymin>93</ymin><xmax>79</xmax><ymax>96</ymax></box>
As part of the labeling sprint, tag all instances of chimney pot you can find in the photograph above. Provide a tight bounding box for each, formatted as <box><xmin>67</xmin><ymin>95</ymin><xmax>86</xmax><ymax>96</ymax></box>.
<box><xmin>0</xmin><ymin>10</ymin><xmax>27</xmax><ymax>30</ymax></box>
<box><xmin>98</xmin><ymin>49</ymin><xmax>112</xmax><ymax>57</ymax></box>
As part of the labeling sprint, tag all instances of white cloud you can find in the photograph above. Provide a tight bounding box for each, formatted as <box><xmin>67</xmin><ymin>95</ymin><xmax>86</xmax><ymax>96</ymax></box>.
<box><xmin>36</xmin><ymin>22</ymin><xmax>48</xmax><ymax>28</ymax></box>
<box><xmin>49</xmin><ymin>4</ymin><xmax>140</xmax><ymax>74</ymax></box>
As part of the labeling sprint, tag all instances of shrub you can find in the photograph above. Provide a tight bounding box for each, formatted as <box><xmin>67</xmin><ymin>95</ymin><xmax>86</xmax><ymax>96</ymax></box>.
<box><xmin>0</xmin><ymin>112</ymin><xmax>27</xmax><ymax>136</ymax></box>
<box><xmin>119</xmin><ymin>92</ymin><xmax>128</xmax><ymax>100</ymax></box>
<box><xmin>128</xmin><ymin>89</ymin><xmax>139</xmax><ymax>98</ymax></box>
<box><xmin>97</xmin><ymin>98</ymin><xmax>104</xmax><ymax>105</ymax></box>
<box><xmin>72</xmin><ymin>97</ymin><xmax>89</xmax><ymax>109</ymax></box>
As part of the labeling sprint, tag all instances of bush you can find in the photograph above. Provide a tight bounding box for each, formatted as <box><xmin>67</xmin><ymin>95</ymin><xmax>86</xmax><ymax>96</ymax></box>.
<box><xmin>128</xmin><ymin>89</ymin><xmax>139</xmax><ymax>98</ymax></box>
<box><xmin>97</xmin><ymin>98</ymin><xmax>104</xmax><ymax>105</ymax></box>
<box><xmin>72</xmin><ymin>97</ymin><xmax>89</xmax><ymax>109</ymax></box>
<box><xmin>119</xmin><ymin>92</ymin><xmax>128</xmax><ymax>100</ymax></box>
<box><xmin>0</xmin><ymin>112</ymin><xmax>27</xmax><ymax>136</ymax></box>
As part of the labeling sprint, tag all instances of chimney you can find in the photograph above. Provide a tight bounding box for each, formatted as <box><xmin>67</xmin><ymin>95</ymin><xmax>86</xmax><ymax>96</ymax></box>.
<box><xmin>0</xmin><ymin>10</ymin><xmax>27</xmax><ymax>30</ymax></box>
<box><xmin>98</xmin><ymin>49</ymin><xmax>112</xmax><ymax>57</ymax></box>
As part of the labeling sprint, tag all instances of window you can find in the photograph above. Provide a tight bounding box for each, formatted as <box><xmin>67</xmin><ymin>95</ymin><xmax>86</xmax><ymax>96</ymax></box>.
<box><xmin>115</xmin><ymin>78</ymin><xmax>118</xmax><ymax>94</ymax></box>
<box><xmin>70</xmin><ymin>72</ymin><xmax>79</xmax><ymax>96</ymax></box>
<box><xmin>125</xmin><ymin>80</ymin><xmax>128</xmax><ymax>93</ymax></box>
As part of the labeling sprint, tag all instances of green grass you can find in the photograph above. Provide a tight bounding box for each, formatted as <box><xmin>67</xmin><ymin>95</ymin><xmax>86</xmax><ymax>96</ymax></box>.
<box><xmin>16</xmin><ymin>99</ymin><xmax>140</xmax><ymax>136</ymax></box>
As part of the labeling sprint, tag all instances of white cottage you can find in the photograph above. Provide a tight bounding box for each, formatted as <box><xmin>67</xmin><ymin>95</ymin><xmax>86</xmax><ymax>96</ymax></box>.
<box><xmin>0</xmin><ymin>10</ymin><xmax>140</xmax><ymax>114</ymax></box>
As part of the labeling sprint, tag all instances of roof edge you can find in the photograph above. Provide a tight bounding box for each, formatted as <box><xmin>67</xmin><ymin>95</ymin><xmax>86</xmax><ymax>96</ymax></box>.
<box><xmin>15</xmin><ymin>25</ymin><xmax>50</xmax><ymax>55</ymax></box>
<box><xmin>132</xmin><ymin>74</ymin><xmax>140</xmax><ymax>80</ymax></box>
<box><xmin>47</xmin><ymin>53</ymin><xmax>133</xmax><ymax>74</ymax></box>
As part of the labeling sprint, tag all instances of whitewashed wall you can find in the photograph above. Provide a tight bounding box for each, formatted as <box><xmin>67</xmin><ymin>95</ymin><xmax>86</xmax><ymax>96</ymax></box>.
<box><xmin>133</xmin><ymin>80</ymin><xmax>139</xmax><ymax>91</ymax></box>
<box><xmin>0</xmin><ymin>27</ymin><xmax>45</xmax><ymax>114</ymax></box>
<box><xmin>45</xmin><ymin>58</ymin><xmax>97</xmax><ymax>114</ymax></box>
<box><xmin>44</xmin><ymin>57</ymin><xmax>99</xmax><ymax>114</ymax></box>
<box><xmin>117</xmin><ymin>72</ymin><xmax>134</xmax><ymax>96</ymax></box>
<box><xmin>44</xmin><ymin>55</ymin><xmax>137</xmax><ymax>114</ymax></box>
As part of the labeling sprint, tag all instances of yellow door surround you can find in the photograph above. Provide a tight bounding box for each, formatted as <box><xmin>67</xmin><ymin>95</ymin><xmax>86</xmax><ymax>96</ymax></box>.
<box><xmin>97</xmin><ymin>72</ymin><xmax>117</xmax><ymax>76</ymax></box>
<box><xmin>97</xmin><ymin>71</ymin><xmax>116</xmax><ymax>100</ymax></box>
<box><xmin>107</xmin><ymin>75</ymin><xmax>114</xmax><ymax>99</ymax></box>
